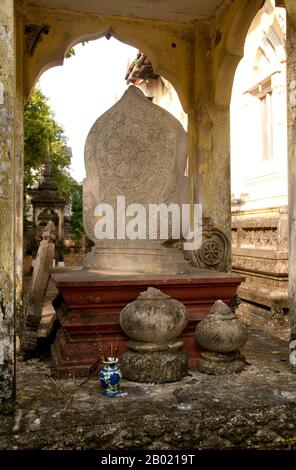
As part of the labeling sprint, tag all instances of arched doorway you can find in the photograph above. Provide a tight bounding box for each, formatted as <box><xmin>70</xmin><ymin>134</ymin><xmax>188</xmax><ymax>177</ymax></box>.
<box><xmin>230</xmin><ymin>0</ymin><xmax>289</xmax><ymax>340</ymax></box>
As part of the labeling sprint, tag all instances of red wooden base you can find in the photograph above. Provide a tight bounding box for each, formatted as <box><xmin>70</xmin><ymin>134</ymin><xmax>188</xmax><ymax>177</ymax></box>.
<box><xmin>51</xmin><ymin>267</ymin><xmax>244</xmax><ymax>377</ymax></box>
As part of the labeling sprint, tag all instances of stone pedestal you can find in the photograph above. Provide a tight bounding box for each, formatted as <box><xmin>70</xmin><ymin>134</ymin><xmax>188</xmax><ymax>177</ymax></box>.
<box><xmin>51</xmin><ymin>267</ymin><xmax>244</xmax><ymax>377</ymax></box>
<box><xmin>194</xmin><ymin>300</ymin><xmax>248</xmax><ymax>375</ymax></box>
<box><xmin>121</xmin><ymin>340</ymin><xmax>188</xmax><ymax>383</ymax></box>
<box><xmin>196</xmin><ymin>351</ymin><xmax>246</xmax><ymax>375</ymax></box>
<box><xmin>119</xmin><ymin>288</ymin><xmax>188</xmax><ymax>383</ymax></box>
<box><xmin>83</xmin><ymin>241</ymin><xmax>190</xmax><ymax>275</ymax></box>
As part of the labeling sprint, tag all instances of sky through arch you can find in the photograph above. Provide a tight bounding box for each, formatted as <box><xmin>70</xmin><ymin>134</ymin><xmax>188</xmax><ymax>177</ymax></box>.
<box><xmin>39</xmin><ymin>37</ymin><xmax>137</xmax><ymax>182</ymax></box>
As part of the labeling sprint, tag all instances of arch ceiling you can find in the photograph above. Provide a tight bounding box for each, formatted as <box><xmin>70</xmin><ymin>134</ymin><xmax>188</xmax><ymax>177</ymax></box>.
<box><xmin>25</xmin><ymin>0</ymin><xmax>226</xmax><ymax>23</ymax></box>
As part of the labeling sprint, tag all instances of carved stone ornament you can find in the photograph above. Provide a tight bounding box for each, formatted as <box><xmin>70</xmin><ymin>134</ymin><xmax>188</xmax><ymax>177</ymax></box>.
<box><xmin>232</xmin><ymin>255</ymin><xmax>288</xmax><ymax>276</ymax></box>
<box><xmin>186</xmin><ymin>217</ymin><xmax>231</xmax><ymax>272</ymax></box>
<box><xmin>83</xmin><ymin>85</ymin><xmax>190</xmax><ymax>274</ymax></box>
<box><xmin>21</xmin><ymin>221</ymin><xmax>56</xmax><ymax>353</ymax></box>
<box><xmin>25</xmin><ymin>24</ymin><xmax>50</xmax><ymax>57</ymax></box>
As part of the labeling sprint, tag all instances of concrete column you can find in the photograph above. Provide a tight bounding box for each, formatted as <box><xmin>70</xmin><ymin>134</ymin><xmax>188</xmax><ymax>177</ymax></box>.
<box><xmin>195</xmin><ymin>104</ymin><xmax>231</xmax><ymax>246</ymax></box>
<box><xmin>286</xmin><ymin>2</ymin><xmax>296</xmax><ymax>371</ymax></box>
<box><xmin>190</xmin><ymin>25</ymin><xmax>232</xmax><ymax>270</ymax></box>
<box><xmin>15</xmin><ymin>3</ymin><xmax>24</xmax><ymax>335</ymax></box>
<box><xmin>0</xmin><ymin>0</ymin><xmax>16</xmax><ymax>412</ymax></box>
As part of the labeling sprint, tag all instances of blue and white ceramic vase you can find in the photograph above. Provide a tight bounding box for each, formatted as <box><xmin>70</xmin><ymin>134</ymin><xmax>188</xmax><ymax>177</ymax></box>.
<box><xmin>99</xmin><ymin>358</ymin><xmax>122</xmax><ymax>397</ymax></box>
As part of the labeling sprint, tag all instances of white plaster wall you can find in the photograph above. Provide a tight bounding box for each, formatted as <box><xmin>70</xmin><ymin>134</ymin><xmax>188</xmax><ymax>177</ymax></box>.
<box><xmin>230</xmin><ymin>0</ymin><xmax>287</xmax><ymax>212</ymax></box>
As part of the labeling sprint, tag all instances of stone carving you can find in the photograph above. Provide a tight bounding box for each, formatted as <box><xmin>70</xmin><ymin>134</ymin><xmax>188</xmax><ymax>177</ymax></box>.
<box><xmin>232</xmin><ymin>255</ymin><xmax>288</xmax><ymax>276</ymax></box>
<box><xmin>83</xmin><ymin>85</ymin><xmax>190</xmax><ymax>274</ymax></box>
<box><xmin>25</xmin><ymin>24</ymin><xmax>50</xmax><ymax>57</ymax></box>
<box><xmin>21</xmin><ymin>221</ymin><xmax>56</xmax><ymax>353</ymax></box>
<box><xmin>187</xmin><ymin>217</ymin><xmax>230</xmax><ymax>272</ymax></box>
<box><xmin>120</xmin><ymin>288</ymin><xmax>188</xmax><ymax>383</ymax></box>
<box><xmin>194</xmin><ymin>300</ymin><xmax>248</xmax><ymax>375</ymax></box>
<box><xmin>237</xmin><ymin>228</ymin><xmax>278</xmax><ymax>248</ymax></box>
<box><xmin>232</xmin><ymin>208</ymin><xmax>288</xmax><ymax>279</ymax></box>
<box><xmin>231</xmin><ymin>211</ymin><xmax>289</xmax><ymax>254</ymax></box>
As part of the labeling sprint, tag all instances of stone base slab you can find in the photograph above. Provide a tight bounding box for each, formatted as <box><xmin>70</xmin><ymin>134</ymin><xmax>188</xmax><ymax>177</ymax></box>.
<box><xmin>83</xmin><ymin>243</ymin><xmax>190</xmax><ymax>275</ymax></box>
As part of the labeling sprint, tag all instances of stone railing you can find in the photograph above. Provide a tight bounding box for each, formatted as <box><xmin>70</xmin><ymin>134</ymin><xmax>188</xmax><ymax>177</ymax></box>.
<box><xmin>231</xmin><ymin>206</ymin><xmax>289</xmax><ymax>339</ymax></box>
<box><xmin>231</xmin><ymin>206</ymin><xmax>288</xmax><ymax>286</ymax></box>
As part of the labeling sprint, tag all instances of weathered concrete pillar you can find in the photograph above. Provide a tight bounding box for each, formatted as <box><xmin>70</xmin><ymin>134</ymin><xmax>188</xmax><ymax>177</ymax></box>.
<box><xmin>15</xmin><ymin>2</ymin><xmax>24</xmax><ymax>335</ymax></box>
<box><xmin>195</xmin><ymin>104</ymin><xmax>231</xmax><ymax>245</ymax></box>
<box><xmin>0</xmin><ymin>0</ymin><xmax>16</xmax><ymax>412</ymax></box>
<box><xmin>286</xmin><ymin>1</ymin><xmax>296</xmax><ymax>371</ymax></box>
<box><xmin>189</xmin><ymin>25</ymin><xmax>232</xmax><ymax>270</ymax></box>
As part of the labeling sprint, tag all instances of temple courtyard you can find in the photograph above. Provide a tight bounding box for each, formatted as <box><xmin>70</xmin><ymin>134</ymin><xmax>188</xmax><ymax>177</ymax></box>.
<box><xmin>0</xmin><ymin>327</ymin><xmax>295</xmax><ymax>450</ymax></box>
<box><xmin>2</xmin><ymin>0</ymin><xmax>296</xmax><ymax>454</ymax></box>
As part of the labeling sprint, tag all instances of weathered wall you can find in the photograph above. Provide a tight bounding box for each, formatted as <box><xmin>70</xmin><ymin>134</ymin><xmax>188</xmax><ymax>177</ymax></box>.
<box><xmin>0</xmin><ymin>0</ymin><xmax>16</xmax><ymax>412</ymax></box>
<box><xmin>21</xmin><ymin>4</ymin><xmax>194</xmax><ymax>110</ymax></box>
<box><xmin>189</xmin><ymin>0</ymin><xmax>263</xmax><ymax>258</ymax></box>
<box><xmin>286</xmin><ymin>0</ymin><xmax>296</xmax><ymax>371</ymax></box>
<box><xmin>15</xmin><ymin>1</ymin><xmax>24</xmax><ymax>335</ymax></box>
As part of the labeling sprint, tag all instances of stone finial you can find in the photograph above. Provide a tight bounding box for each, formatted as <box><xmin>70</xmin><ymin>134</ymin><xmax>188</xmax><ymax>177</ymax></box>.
<box><xmin>138</xmin><ymin>287</ymin><xmax>170</xmax><ymax>299</ymax></box>
<box><xmin>208</xmin><ymin>299</ymin><xmax>232</xmax><ymax>316</ymax></box>
<box><xmin>120</xmin><ymin>288</ymin><xmax>188</xmax><ymax>383</ymax></box>
<box><xmin>194</xmin><ymin>299</ymin><xmax>248</xmax><ymax>375</ymax></box>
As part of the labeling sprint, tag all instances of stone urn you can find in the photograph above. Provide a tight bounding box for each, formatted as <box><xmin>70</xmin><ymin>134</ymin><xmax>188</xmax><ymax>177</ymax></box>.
<box><xmin>120</xmin><ymin>287</ymin><xmax>188</xmax><ymax>383</ymax></box>
<box><xmin>194</xmin><ymin>300</ymin><xmax>248</xmax><ymax>375</ymax></box>
<box><xmin>120</xmin><ymin>287</ymin><xmax>188</xmax><ymax>343</ymax></box>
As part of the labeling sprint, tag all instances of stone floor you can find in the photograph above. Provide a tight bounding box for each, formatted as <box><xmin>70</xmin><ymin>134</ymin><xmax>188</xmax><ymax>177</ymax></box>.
<box><xmin>1</xmin><ymin>327</ymin><xmax>296</xmax><ymax>450</ymax></box>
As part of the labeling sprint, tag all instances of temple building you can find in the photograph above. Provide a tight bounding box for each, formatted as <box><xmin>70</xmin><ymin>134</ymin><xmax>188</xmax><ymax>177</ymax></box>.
<box><xmin>125</xmin><ymin>0</ymin><xmax>289</xmax><ymax>339</ymax></box>
<box><xmin>2</xmin><ymin>0</ymin><xmax>296</xmax><ymax>448</ymax></box>
<box><xmin>231</xmin><ymin>0</ymin><xmax>289</xmax><ymax>338</ymax></box>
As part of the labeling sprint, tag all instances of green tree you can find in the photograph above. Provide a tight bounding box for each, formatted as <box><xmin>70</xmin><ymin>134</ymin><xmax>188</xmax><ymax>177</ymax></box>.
<box><xmin>70</xmin><ymin>184</ymin><xmax>84</xmax><ymax>244</ymax></box>
<box><xmin>24</xmin><ymin>88</ymin><xmax>76</xmax><ymax>200</ymax></box>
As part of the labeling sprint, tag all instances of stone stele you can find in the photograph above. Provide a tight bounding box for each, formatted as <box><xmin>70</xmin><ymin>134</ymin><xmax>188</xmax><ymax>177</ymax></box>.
<box><xmin>21</xmin><ymin>221</ymin><xmax>56</xmax><ymax>353</ymax></box>
<box><xmin>194</xmin><ymin>300</ymin><xmax>248</xmax><ymax>375</ymax></box>
<box><xmin>83</xmin><ymin>85</ymin><xmax>190</xmax><ymax>274</ymax></box>
<box><xmin>120</xmin><ymin>287</ymin><xmax>188</xmax><ymax>383</ymax></box>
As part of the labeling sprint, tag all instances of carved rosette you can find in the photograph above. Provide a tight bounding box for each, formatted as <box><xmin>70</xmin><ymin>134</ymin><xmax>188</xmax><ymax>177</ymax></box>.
<box><xmin>187</xmin><ymin>217</ymin><xmax>231</xmax><ymax>272</ymax></box>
